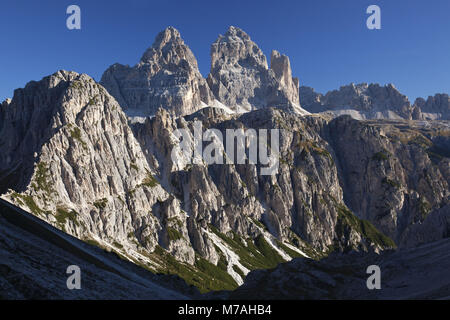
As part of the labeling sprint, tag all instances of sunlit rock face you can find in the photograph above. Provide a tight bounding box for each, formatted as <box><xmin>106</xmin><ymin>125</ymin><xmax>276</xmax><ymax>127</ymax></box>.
<box><xmin>414</xmin><ymin>94</ymin><xmax>450</xmax><ymax>120</ymax></box>
<box><xmin>101</xmin><ymin>27</ymin><xmax>213</xmax><ymax>117</ymax></box>
<box><xmin>207</xmin><ymin>26</ymin><xmax>308</xmax><ymax>115</ymax></box>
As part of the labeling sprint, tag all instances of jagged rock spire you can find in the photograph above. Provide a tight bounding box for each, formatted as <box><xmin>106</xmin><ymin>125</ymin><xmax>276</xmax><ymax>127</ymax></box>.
<box><xmin>271</xmin><ymin>50</ymin><xmax>300</xmax><ymax>107</ymax></box>
<box><xmin>207</xmin><ymin>26</ymin><xmax>306</xmax><ymax>114</ymax></box>
<box><xmin>101</xmin><ymin>27</ymin><xmax>213</xmax><ymax>117</ymax></box>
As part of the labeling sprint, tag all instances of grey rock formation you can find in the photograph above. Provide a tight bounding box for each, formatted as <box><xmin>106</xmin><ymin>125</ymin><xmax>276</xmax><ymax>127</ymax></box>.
<box><xmin>299</xmin><ymin>86</ymin><xmax>323</xmax><ymax>109</ymax></box>
<box><xmin>300</xmin><ymin>83</ymin><xmax>414</xmax><ymax>120</ymax></box>
<box><xmin>0</xmin><ymin>70</ymin><xmax>194</xmax><ymax>267</ymax></box>
<box><xmin>101</xmin><ymin>27</ymin><xmax>213</xmax><ymax>117</ymax></box>
<box><xmin>207</xmin><ymin>26</ymin><xmax>308</xmax><ymax>114</ymax></box>
<box><xmin>400</xmin><ymin>204</ymin><xmax>450</xmax><ymax>248</ymax></box>
<box><xmin>327</xmin><ymin>116</ymin><xmax>450</xmax><ymax>243</ymax></box>
<box><xmin>132</xmin><ymin>107</ymin><xmax>396</xmax><ymax>261</ymax></box>
<box><xmin>300</xmin><ymin>84</ymin><xmax>450</xmax><ymax>121</ymax></box>
<box><xmin>414</xmin><ymin>94</ymin><xmax>450</xmax><ymax>120</ymax></box>
<box><xmin>271</xmin><ymin>50</ymin><xmax>300</xmax><ymax>107</ymax></box>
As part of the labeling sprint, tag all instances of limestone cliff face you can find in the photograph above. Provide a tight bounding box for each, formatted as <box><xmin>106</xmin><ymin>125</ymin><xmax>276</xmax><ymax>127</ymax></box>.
<box><xmin>414</xmin><ymin>94</ymin><xmax>450</xmax><ymax>120</ymax></box>
<box><xmin>101</xmin><ymin>27</ymin><xmax>213</xmax><ymax>117</ymax></box>
<box><xmin>271</xmin><ymin>50</ymin><xmax>300</xmax><ymax>107</ymax></box>
<box><xmin>132</xmin><ymin>107</ymin><xmax>396</xmax><ymax>260</ymax></box>
<box><xmin>300</xmin><ymin>83</ymin><xmax>414</xmax><ymax>120</ymax></box>
<box><xmin>327</xmin><ymin>116</ymin><xmax>450</xmax><ymax>243</ymax></box>
<box><xmin>300</xmin><ymin>84</ymin><xmax>450</xmax><ymax>121</ymax></box>
<box><xmin>0</xmin><ymin>70</ymin><xmax>194</xmax><ymax>266</ymax></box>
<box><xmin>207</xmin><ymin>27</ymin><xmax>307</xmax><ymax>115</ymax></box>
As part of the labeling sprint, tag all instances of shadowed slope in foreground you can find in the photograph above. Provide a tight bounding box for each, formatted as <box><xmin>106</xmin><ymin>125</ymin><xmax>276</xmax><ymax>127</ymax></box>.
<box><xmin>229</xmin><ymin>237</ymin><xmax>450</xmax><ymax>300</ymax></box>
<box><xmin>0</xmin><ymin>199</ymin><xmax>196</xmax><ymax>299</ymax></box>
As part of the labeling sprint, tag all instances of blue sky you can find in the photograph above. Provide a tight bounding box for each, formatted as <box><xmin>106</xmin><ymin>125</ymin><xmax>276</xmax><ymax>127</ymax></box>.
<box><xmin>1</xmin><ymin>0</ymin><xmax>449</xmax><ymax>102</ymax></box>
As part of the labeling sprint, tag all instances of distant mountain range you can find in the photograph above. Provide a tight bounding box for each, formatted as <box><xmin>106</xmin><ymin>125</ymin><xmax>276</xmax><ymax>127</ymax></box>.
<box><xmin>300</xmin><ymin>84</ymin><xmax>450</xmax><ymax>120</ymax></box>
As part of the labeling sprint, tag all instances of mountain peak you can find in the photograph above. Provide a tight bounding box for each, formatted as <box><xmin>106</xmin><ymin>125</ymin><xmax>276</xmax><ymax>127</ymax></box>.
<box><xmin>152</xmin><ymin>26</ymin><xmax>182</xmax><ymax>49</ymax></box>
<box><xmin>222</xmin><ymin>26</ymin><xmax>251</xmax><ymax>41</ymax></box>
<box><xmin>102</xmin><ymin>27</ymin><xmax>212</xmax><ymax>117</ymax></box>
<box><xmin>211</xmin><ymin>26</ymin><xmax>267</xmax><ymax>69</ymax></box>
<box><xmin>140</xmin><ymin>26</ymin><xmax>190</xmax><ymax>63</ymax></box>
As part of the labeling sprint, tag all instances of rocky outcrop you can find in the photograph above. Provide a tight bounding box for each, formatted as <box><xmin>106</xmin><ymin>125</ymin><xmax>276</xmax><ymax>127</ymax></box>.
<box><xmin>327</xmin><ymin>116</ymin><xmax>450</xmax><ymax>243</ymax></box>
<box><xmin>0</xmin><ymin>70</ymin><xmax>194</xmax><ymax>266</ymax></box>
<box><xmin>300</xmin><ymin>83</ymin><xmax>414</xmax><ymax>120</ymax></box>
<box><xmin>299</xmin><ymin>86</ymin><xmax>323</xmax><ymax>110</ymax></box>
<box><xmin>270</xmin><ymin>50</ymin><xmax>300</xmax><ymax>106</ymax></box>
<box><xmin>300</xmin><ymin>84</ymin><xmax>450</xmax><ymax>121</ymax></box>
<box><xmin>400</xmin><ymin>204</ymin><xmax>450</xmax><ymax>248</ymax></box>
<box><xmin>132</xmin><ymin>107</ymin><xmax>396</xmax><ymax>261</ymax></box>
<box><xmin>207</xmin><ymin>26</ymin><xmax>308</xmax><ymax>115</ymax></box>
<box><xmin>101</xmin><ymin>27</ymin><xmax>213</xmax><ymax>117</ymax></box>
<box><xmin>414</xmin><ymin>94</ymin><xmax>450</xmax><ymax>120</ymax></box>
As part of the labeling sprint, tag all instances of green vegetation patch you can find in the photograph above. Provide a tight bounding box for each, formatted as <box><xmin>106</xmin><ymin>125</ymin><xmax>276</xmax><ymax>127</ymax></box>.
<box><xmin>69</xmin><ymin>126</ymin><xmax>87</xmax><ymax>149</ymax></box>
<box><xmin>55</xmin><ymin>207</ymin><xmax>79</xmax><ymax>227</ymax></box>
<box><xmin>276</xmin><ymin>240</ymin><xmax>304</xmax><ymax>258</ymax></box>
<box><xmin>167</xmin><ymin>227</ymin><xmax>183</xmax><ymax>241</ymax></box>
<box><xmin>11</xmin><ymin>192</ymin><xmax>48</xmax><ymax>217</ymax></box>
<box><xmin>88</xmin><ymin>95</ymin><xmax>99</xmax><ymax>106</ymax></box>
<box><xmin>10</xmin><ymin>192</ymin><xmax>25</xmax><ymax>207</ymax></box>
<box><xmin>84</xmin><ymin>239</ymin><xmax>101</xmax><ymax>248</ymax></box>
<box><xmin>113</xmin><ymin>241</ymin><xmax>123</xmax><ymax>249</ymax></box>
<box><xmin>254</xmin><ymin>235</ymin><xmax>285</xmax><ymax>266</ymax></box>
<box><xmin>209</xmin><ymin>225</ymin><xmax>284</xmax><ymax>270</ymax></box>
<box><xmin>194</xmin><ymin>255</ymin><xmax>237</xmax><ymax>290</ymax></box>
<box><xmin>250</xmin><ymin>217</ymin><xmax>268</xmax><ymax>231</ymax></box>
<box><xmin>286</xmin><ymin>231</ymin><xmax>323</xmax><ymax>260</ymax></box>
<box><xmin>140</xmin><ymin>170</ymin><xmax>159</xmax><ymax>188</ymax></box>
<box><xmin>69</xmin><ymin>81</ymin><xmax>83</xmax><ymax>90</ymax></box>
<box><xmin>335</xmin><ymin>203</ymin><xmax>396</xmax><ymax>249</ymax></box>
<box><xmin>167</xmin><ymin>217</ymin><xmax>184</xmax><ymax>229</ymax></box>
<box><xmin>93</xmin><ymin>198</ymin><xmax>108</xmax><ymax>210</ymax></box>
<box><xmin>148</xmin><ymin>246</ymin><xmax>238</xmax><ymax>293</ymax></box>
<box><xmin>382</xmin><ymin>177</ymin><xmax>401</xmax><ymax>189</ymax></box>
<box><xmin>130</xmin><ymin>163</ymin><xmax>139</xmax><ymax>171</ymax></box>
<box><xmin>298</xmin><ymin>140</ymin><xmax>333</xmax><ymax>161</ymax></box>
<box><xmin>372</xmin><ymin>150</ymin><xmax>390</xmax><ymax>161</ymax></box>
<box><xmin>23</xmin><ymin>195</ymin><xmax>47</xmax><ymax>216</ymax></box>
<box><xmin>34</xmin><ymin>162</ymin><xmax>54</xmax><ymax>195</ymax></box>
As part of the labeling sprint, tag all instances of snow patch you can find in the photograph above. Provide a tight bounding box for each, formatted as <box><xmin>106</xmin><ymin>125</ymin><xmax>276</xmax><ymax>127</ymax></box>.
<box><xmin>203</xmin><ymin>228</ymin><xmax>250</xmax><ymax>285</ymax></box>
<box><xmin>249</xmin><ymin>216</ymin><xmax>309</xmax><ymax>260</ymax></box>
<box><xmin>281</xmin><ymin>241</ymin><xmax>309</xmax><ymax>258</ymax></box>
